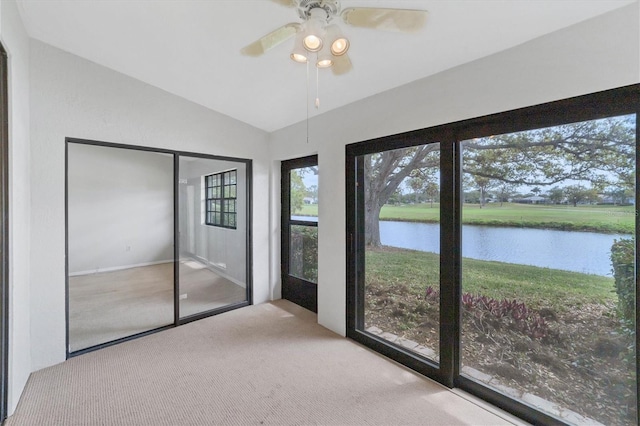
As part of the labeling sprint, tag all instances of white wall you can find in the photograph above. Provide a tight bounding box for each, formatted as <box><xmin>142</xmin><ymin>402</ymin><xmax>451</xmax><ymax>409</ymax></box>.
<box><xmin>268</xmin><ymin>4</ymin><xmax>640</xmax><ymax>336</ymax></box>
<box><xmin>29</xmin><ymin>40</ymin><xmax>270</xmax><ymax>371</ymax></box>
<box><xmin>179</xmin><ymin>158</ymin><xmax>247</xmax><ymax>285</ymax></box>
<box><xmin>0</xmin><ymin>0</ymin><xmax>30</xmax><ymax>416</ymax></box>
<box><xmin>68</xmin><ymin>144</ymin><xmax>174</xmax><ymax>274</ymax></box>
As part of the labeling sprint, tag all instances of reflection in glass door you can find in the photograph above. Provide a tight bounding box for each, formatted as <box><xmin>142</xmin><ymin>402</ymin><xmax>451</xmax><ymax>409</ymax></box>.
<box><xmin>67</xmin><ymin>143</ymin><xmax>175</xmax><ymax>352</ymax></box>
<box><xmin>281</xmin><ymin>156</ymin><xmax>318</xmax><ymax>312</ymax></box>
<box><xmin>67</xmin><ymin>141</ymin><xmax>253</xmax><ymax>355</ymax></box>
<box><xmin>178</xmin><ymin>156</ymin><xmax>249</xmax><ymax>320</ymax></box>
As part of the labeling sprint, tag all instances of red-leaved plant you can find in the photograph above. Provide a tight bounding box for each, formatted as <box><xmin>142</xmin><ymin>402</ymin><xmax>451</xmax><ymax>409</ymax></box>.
<box><xmin>424</xmin><ymin>286</ymin><xmax>548</xmax><ymax>339</ymax></box>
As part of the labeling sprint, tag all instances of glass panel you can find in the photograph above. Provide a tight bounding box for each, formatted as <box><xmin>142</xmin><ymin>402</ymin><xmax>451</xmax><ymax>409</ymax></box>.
<box><xmin>362</xmin><ymin>143</ymin><xmax>441</xmax><ymax>363</ymax></box>
<box><xmin>461</xmin><ymin>114</ymin><xmax>636</xmax><ymax>425</ymax></box>
<box><xmin>290</xmin><ymin>166</ymin><xmax>318</xmax><ymax>222</ymax></box>
<box><xmin>67</xmin><ymin>143</ymin><xmax>174</xmax><ymax>352</ymax></box>
<box><xmin>178</xmin><ymin>156</ymin><xmax>247</xmax><ymax>319</ymax></box>
<box><xmin>289</xmin><ymin>225</ymin><xmax>318</xmax><ymax>283</ymax></box>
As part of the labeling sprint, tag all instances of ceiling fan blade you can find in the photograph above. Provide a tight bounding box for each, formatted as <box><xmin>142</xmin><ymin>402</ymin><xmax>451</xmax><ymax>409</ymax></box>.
<box><xmin>332</xmin><ymin>54</ymin><xmax>352</xmax><ymax>76</ymax></box>
<box><xmin>269</xmin><ymin>0</ymin><xmax>297</xmax><ymax>7</ymax></box>
<box><xmin>241</xmin><ymin>23</ymin><xmax>300</xmax><ymax>57</ymax></box>
<box><xmin>341</xmin><ymin>8</ymin><xmax>428</xmax><ymax>33</ymax></box>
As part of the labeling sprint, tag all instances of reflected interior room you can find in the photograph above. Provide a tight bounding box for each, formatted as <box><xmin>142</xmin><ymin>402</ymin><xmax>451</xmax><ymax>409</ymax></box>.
<box><xmin>67</xmin><ymin>143</ymin><xmax>248</xmax><ymax>352</ymax></box>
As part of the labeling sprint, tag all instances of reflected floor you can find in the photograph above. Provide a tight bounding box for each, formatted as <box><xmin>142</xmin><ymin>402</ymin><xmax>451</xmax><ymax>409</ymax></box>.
<box><xmin>69</xmin><ymin>261</ymin><xmax>246</xmax><ymax>352</ymax></box>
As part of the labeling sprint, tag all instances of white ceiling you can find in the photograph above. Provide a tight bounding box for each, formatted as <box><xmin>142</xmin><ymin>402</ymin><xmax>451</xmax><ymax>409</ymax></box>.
<box><xmin>17</xmin><ymin>0</ymin><xmax>636</xmax><ymax>132</ymax></box>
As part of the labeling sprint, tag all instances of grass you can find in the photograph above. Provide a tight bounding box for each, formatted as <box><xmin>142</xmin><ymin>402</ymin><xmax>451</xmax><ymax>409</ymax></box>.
<box><xmin>295</xmin><ymin>202</ymin><xmax>635</xmax><ymax>234</ymax></box>
<box><xmin>365</xmin><ymin>247</ymin><xmax>616</xmax><ymax>312</ymax></box>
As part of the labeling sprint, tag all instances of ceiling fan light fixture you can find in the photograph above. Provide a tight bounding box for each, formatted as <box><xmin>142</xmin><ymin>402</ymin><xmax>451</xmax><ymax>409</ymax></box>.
<box><xmin>291</xmin><ymin>52</ymin><xmax>308</xmax><ymax>63</ymax></box>
<box><xmin>303</xmin><ymin>34</ymin><xmax>322</xmax><ymax>52</ymax></box>
<box><xmin>290</xmin><ymin>31</ymin><xmax>309</xmax><ymax>63</ymax></box>
<box><xmin>316</xmin><ymin>40</ymin><xmax>333</xmax><ymax>68</ymax></box>
<box><xmin>302</xmin><ymin>8</ymin><xmax>327</xmax><ymax>52</ymax></box>
<box><xmin>316</xmin><ymin>58</ymin><xmax>333</xmax><ymax>68</ymax></box>
<box><xmin>325</xmin><ymin>25</ymin><xmax>349</xmax><ymax>56</ymax></box>
<box><xmin>331</xmin><ymin>37</ymin><xmax>349</xmax><ymax>56</ymax></box>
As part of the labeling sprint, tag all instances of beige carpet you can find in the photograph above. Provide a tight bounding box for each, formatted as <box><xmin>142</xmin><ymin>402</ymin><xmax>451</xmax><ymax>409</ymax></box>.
<box><xmin>69</xmin><ymin>261</ymin><xmax>246</xmax><ymax>351</ymax></box>
<box><xmin>8</xmin><ymin>301</ymin><xmax>519</xmax><ymax>425</ymax></box>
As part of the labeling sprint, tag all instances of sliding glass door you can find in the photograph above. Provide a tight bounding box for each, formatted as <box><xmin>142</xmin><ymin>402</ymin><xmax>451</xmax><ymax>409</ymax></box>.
<box><xmin>347</xmin><ymin>85</ymin><xmax>639</xmax><ymax>425</ymax></box>
<box><xmin>178</xmin><ymin>155</ymin><xmax>249</xmax><ymax>320</ymax></box>
<box><xmin>460</xmin><ymin>115</ymin><xmax>637</xmax><ymax>425</ymax></box>
<box><xmin>361</xmin><ymin>144</ymin><xmax>441</xmax><ymax>366</ymax></box>
<box><xmin>66</xmin><ymin>140</ymin><xmax>252</xmax><ymax>355</ymax></box>
<box><xmin>67</xmin><ymin>143</ymin><xmax>175</xmax><ymax>352</ymax></box>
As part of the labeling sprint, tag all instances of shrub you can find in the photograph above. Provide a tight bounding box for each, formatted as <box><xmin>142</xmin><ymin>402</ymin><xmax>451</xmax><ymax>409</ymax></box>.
<box><xmin>611</xmin><ymin>238</ymin><xmax>635</xmax><ymax>325</ymax></box>
<box><xmin>289</xmin><ymin>226</ymin><xmax>318</xmax><ymax>282</ymax></box>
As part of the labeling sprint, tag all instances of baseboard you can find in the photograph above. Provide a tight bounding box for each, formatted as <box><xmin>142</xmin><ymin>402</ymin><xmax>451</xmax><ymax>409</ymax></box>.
<box><xmin>181</xmin><ymin>253</ymin><xmax>246</xmax><ymax>288</ymax></box>
<box><xmin>69</xmin><ymin>260</ymin><xmax>174</xmax><ymax>277</ymax></box>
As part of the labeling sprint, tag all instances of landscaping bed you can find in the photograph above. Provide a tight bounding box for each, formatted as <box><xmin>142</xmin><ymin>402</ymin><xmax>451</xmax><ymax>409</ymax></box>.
<box><xmin>364</xmin><ymin>246</ymin><xmax>636</xmax><ymax>426</ymax></box>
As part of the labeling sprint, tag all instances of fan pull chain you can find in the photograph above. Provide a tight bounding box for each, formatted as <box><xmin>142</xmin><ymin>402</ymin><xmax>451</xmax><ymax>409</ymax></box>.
<box><xmin>306</xmin><ymin>59</ymin><xmax>309</xmax><ymax>144</ymax></box>
<box><xmin>315</xmin><ymin>61</ymin><xmax>320</xmax><ymax>109</ymax></box>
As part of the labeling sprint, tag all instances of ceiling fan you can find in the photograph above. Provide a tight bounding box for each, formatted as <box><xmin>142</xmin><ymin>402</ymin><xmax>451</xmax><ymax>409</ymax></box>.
<box><xmin>241</xmin><ymin>0</ymin><xmax>428</xmax><ymax>75</ymax></box>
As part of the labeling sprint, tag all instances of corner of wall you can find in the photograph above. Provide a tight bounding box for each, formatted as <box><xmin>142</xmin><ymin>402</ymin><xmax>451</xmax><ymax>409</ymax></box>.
<box><xmin>1</xmin><ymin>0</ymin><xmax>31</xmax><ymax>417</ymax></box>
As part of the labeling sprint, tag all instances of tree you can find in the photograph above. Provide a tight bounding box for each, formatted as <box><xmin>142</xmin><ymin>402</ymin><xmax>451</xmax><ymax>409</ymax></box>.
<box><xmin>290</xmin><ymin>171</ymin><xmax>306</xmax><ymax>214</ymax></box>
<box><xmin>547</xmin><ymin>186</ymin><xmax>565</xmax><ymax>204</ymax></box>
<box><xmin>462</xmin><ymin>117</ymin><xmax>634</xmax><ymax>188</ymax></box>
<box><xmin>605</xmin><ymin>186</ymin><xmax>633</xmax><ymax>205</ymax></box>
<box><xmin>306</xmin><ymin>184</ymin><xmax>318</xmax><ymax>203</ymax></box>
<box><xmin>494</xmin><ymin>183</ymin><xmax>516</xmax><ymax>207</ymax></box>
<box><xmin>364</xmin><ymin>145</ymin><xmax>439</xmax><ymax>246</ymax></box>
<box><xmin>364</xmin><ymin>116</ymin><xmax>634</xmax><ymax>246</ymax></box>
<box><xmin>424</xmin><ymin>182</ymin><xmax>439</xmax><ymax>208</ymax></box>
<box><xmin>472</xmin><ymin>176</ymin><xmax>495</xmax><ymax>208</ymax></box>
<box><xmin>564</xmin><ymin>185</ymin><xmax>598</xmax><ymax>207</ymax></box>
<box><xmin>407</xmin><ymin>176</ymin><xmax>425</xmax><ymax>203</ymax></box>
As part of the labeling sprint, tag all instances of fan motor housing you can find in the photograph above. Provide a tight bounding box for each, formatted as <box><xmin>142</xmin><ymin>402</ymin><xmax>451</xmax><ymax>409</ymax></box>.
<box><xmin>297</xmin><ymin>0</ymin><xmax>340</xmax><ymax>22</ymax></box>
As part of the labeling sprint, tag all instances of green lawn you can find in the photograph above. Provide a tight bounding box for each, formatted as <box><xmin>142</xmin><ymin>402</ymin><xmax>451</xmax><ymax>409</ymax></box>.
<box><xmin>295</xmin><ymin>202</ymin><xmax>635</xmax><ymax>234</ymax></box>
<box><xmin>365</xmin><ymin>248</ymin><xmax>616</xmax><ymax>312</ymax></box>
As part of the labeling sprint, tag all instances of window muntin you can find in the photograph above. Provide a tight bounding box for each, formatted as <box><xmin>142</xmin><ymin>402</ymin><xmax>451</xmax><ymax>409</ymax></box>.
<box><xmin>205</xmin><ymin>170</ymin><xmax>237</xmax><ymax>229</ymax></box>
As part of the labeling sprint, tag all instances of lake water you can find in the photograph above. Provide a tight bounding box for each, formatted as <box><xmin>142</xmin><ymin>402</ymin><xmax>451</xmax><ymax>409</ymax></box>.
<box><xmin>380</xmin><ymin>221</ymin><xmax>632</xmax><ymax>276</ymax></box>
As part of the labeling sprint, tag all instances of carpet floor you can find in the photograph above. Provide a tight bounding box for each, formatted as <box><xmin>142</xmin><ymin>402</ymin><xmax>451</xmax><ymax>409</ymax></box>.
<box><xmin>7</xmin><ymin>300</ymin><xmax>520</xmax><ymax>425</ymax></box>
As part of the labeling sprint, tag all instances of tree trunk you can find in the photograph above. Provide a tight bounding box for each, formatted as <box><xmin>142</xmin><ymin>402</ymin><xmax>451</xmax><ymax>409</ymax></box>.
<box><xmin>365</xmin><ymin>200</ymin><xmax>383</xmax><ymax>247</ymax></box>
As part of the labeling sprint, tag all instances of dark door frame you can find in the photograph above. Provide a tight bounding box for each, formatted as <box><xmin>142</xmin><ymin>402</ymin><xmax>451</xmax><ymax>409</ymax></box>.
<box><xmin>281</xmin><ymin>155</ymin><xmax>318</xmax><ymax>312</ymax></box>
<box><xmin>0</xmin><ymin>42</ymin><xmax>9</xmax><ymax>422</ymax></box>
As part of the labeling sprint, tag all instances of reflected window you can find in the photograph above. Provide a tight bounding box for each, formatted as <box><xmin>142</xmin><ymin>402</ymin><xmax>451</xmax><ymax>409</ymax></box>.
<box><xmin>205</xmin><ymin>169</ymin><xmax>237</xmax><ymax>229</ymax></box>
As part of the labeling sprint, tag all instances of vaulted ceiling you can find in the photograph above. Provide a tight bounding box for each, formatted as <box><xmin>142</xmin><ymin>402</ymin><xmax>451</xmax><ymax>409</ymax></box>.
<box><xmin>17</xmin><ymin>0</ymin><xmax>635</xmax><ymax>132</ymax></box>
